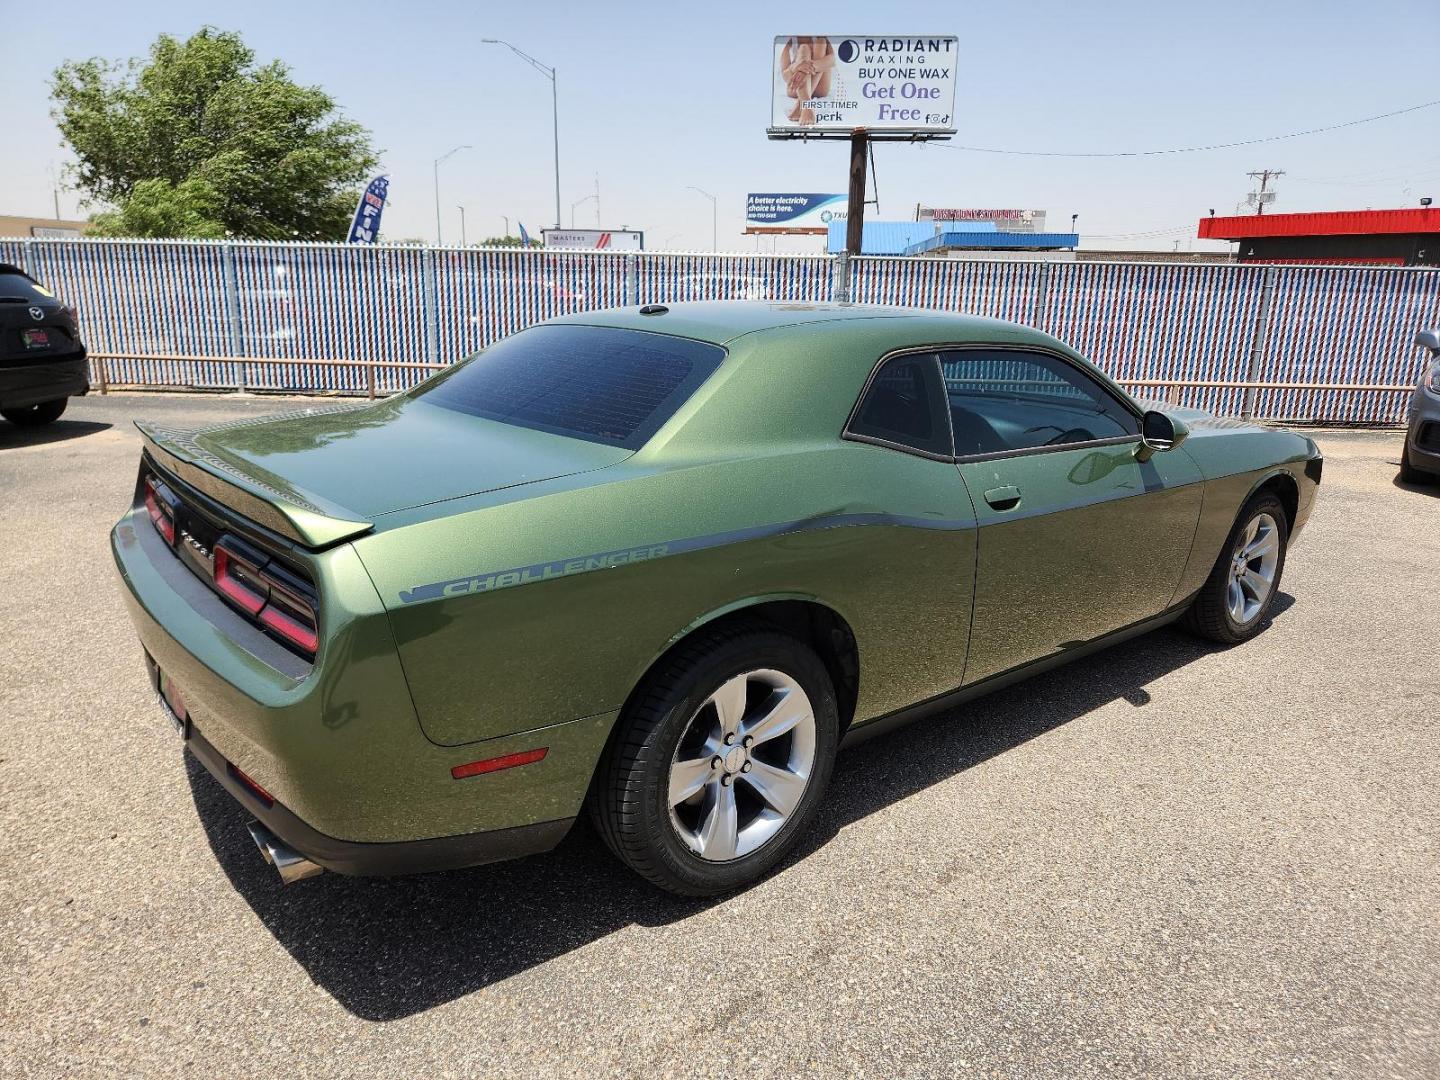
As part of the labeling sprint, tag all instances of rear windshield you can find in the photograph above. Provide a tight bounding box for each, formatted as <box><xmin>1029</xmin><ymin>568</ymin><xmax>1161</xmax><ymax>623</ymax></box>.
<box><xmin>0</xmin><ymin>268</ymin><xmax>53</xmax><ymax>304</ymax></box>
<box><xmin>414</xmin><ymin>324</ymin><xmax>726</xmax><ymax>450</ymax></box>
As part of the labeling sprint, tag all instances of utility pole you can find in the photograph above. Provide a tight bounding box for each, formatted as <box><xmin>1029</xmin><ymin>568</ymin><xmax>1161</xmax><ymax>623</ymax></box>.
<box><xmin>457</xmin><ymin>205</ymin><xmax>467</xmax><ymax>247</ymax></box>
<box><xmin>1246</xmin><ymin>169</ymin><xmax>1285</xmax><ymax>216</ymax></box>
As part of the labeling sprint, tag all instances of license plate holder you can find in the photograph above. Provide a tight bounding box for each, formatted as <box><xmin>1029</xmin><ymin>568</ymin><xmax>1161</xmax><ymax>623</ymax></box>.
<box><xmin>156</xmin><ymin>670</ymin><xmax>190</xmax><ymax>738</ymax></box>
<box><xmin>21</xmin><ymin>328</ymin><xmax>50</xmax><ymax>350</ymax></box>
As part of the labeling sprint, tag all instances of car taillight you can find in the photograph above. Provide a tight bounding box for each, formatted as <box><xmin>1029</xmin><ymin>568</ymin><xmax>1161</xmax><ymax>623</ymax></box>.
<box><xmin>213</xmin><ymin>536</ymin><xmax>319</xmax><ymax>655</ymax></box>
<box><xmin>214</xmin><ymin>540</ymin><xmax>266</xmax><ymax>615</ymax></box>
<box><xmin>258</xmin><ymin>571</ymin><xmax>320</xmax><ymax>654</ymax></box>
<box><xmin>143</xmin><ymin>477</ymin><xmax>176</xmax><ymax>545</ymax></box>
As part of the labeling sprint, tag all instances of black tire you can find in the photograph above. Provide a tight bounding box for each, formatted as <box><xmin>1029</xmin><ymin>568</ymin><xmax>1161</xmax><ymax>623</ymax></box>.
<box><xmin>1</xmin><ymin>399</ymin><xmax>68</xmax><ymax>426</ymax></box>
<box><xmin>1184</xmin><ymin>492</ymin><xmax>1289</xmax><ymax>644</ymax></box>
<box><xmin>1399</xmin><ymin>443</ymin><xmax>1430</xmax><ymax>485</ymax></box>
<box><xmin>590</xmin><ymin>622</ymin><xmax>839</xmax><ymax>896</ymax></box>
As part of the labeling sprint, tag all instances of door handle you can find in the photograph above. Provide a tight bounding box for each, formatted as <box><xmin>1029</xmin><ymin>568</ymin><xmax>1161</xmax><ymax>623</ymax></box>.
<box><xmin>983</xmin><ymin>485</ymin><xmax>1021</xmax><ymax>511</ymax></box>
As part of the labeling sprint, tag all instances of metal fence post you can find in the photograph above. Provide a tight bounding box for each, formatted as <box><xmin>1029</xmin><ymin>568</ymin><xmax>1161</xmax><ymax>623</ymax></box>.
<box><xmin>422</xmin><ymin>246</ymin><xmax>439</xmax><ymax>370</ymax></box>
<box><xmin>625</xmin><ymin>252</ymin><xmax>638</xmax><ymax>306</ymax></box>
<box><xmin>221</xmin><ymin>244</ymin><xmax>245</xmax><ymax>392</ymax></box>
<box><xmin>831</xmin><ymin>252</ymin><xmax>850</xmax><ymax>304</ymax></box>
<box><xmin>1242</xmin><ymin>265</ymin><xmax>1279</xmax><ymax>421</ymax></box>
<box><xmin>1031</xmin><ymin>260</ymin><xmax>1050</xmax><ymax>330</ymax></box>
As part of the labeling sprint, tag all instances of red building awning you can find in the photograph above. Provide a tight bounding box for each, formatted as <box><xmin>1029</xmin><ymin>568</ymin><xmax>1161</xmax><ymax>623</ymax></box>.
<box><xmin>1197</xmin><ymin>208</ymin><xmax>1440</xmax><ymax>240</ymax></box>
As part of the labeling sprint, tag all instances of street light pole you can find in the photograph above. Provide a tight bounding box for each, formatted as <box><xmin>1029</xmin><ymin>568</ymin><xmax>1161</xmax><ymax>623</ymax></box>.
<box><xmin>433</xmin><ymin>144</ymin><xmax>471</xmax><ymax>244</ymax></box>
<box><xmin>571</xmin><ymin>194</ymin><xmax>597</xmax><ymax>229</ymax></box>
<box><xmin>687</xmin><ymin>186</ymin><xmax>717</xmax><ymax>251</ymax></box>
<box><xmin>482</xmin><ymin>39</ymin><xmax>561</xmax><ymax>229</ymax></box>
<box><xmin>457</xmin><ymin>205</ymin><xmax>467</xmax><ymax>247</ymax></box>
<box><xmin>502</xmin><ymin>215</ymin><xmax>510</xmax><ymax>239</ymax></box>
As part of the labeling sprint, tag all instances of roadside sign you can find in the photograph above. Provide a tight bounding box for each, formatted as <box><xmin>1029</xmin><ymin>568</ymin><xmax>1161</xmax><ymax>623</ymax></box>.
<box><xmin>769</xmin><ymin>36</ymin><xmax>957</xmax><ymax>137</ymax></box>
<box><xmin>541</xmin><ymin>229</ymin><xmax>645</xmax><ymax>251</ymax></box>
<box><xmin>745</xmin><ymin>193</ymin><xmax>846</xmax><ymax>235</ymax></box>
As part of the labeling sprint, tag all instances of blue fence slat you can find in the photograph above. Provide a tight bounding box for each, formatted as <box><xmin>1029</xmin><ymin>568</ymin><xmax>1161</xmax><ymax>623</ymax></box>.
<box><xmin>1</xmin><ymin>236</ymin><xmax>1433</xmax><ymax>423</ymax></box>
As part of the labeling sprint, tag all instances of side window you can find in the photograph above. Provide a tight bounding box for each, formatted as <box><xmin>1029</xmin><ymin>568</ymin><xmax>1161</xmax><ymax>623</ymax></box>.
<box><xmin>939</xmin><ymin>349</ymin><xmax>1138</xmax><ymax>457</ymax></box>
<box><xmin>848</xmin><ymin>353</ymin><xmax>953</xmax><ymax>457</ymax></box>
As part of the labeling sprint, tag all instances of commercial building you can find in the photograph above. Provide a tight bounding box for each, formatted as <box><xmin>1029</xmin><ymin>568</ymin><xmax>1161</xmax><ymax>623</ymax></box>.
<box><xmin>826</xmin><ymin>215</ymin><xmax>1078</xmax><ymax>256</ymax></box>
<box><xmin>1197</xmin><ymin>208</ymin><xmax>1440</xmax><ymax>266</ymax></box>
<box><xmin>0</xmin><ymin>214</ymin><xmax>93</xmax><ymax>238</ymax></box>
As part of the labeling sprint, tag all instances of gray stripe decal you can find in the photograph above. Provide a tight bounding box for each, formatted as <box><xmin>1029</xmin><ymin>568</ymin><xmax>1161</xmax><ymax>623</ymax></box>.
<box><xmin>395</xmin><ymin>511</ymin><xmax>972</xmax><ymax>605</ymax></box>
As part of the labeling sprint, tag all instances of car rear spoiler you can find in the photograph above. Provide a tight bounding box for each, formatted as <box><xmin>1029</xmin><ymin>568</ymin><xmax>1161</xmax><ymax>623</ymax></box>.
<box><xmin>135</xmin><ymin>422</ymin><xmax>374</xmax><ymax>549</ymax></box>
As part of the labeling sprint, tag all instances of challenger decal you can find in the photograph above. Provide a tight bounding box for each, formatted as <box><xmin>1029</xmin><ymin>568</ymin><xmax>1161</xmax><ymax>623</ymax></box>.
<box><xmin>396</xmin><ymin>511</ymin><xmax>975</xmax><ymax>605</ymax></box>
<box><xmin>401</xmin><ymin>543</ymin><xmax>673</xmax><ymax>603</ymax></box>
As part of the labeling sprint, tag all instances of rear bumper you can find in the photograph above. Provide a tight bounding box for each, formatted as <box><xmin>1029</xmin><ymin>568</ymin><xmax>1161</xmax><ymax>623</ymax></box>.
<box><xmin>0</xmin><ymin>353</ymin><xmax>89</xmax><ymax>409</ymax></box>
<box><xmin>112</xmin><ymin>500</ymin><xmax>613</xmax><ymax>871</ymax></box>
<box><xmin>184</xmin><ymin>720</ymin><xmax>573</xmax><ymax>875</ymax></box>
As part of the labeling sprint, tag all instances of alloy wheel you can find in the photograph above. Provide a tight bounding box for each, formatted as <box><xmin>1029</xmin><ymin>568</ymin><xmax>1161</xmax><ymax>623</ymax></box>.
<box><xmin>667</xmin><ymin>669</ymin><xmax>817</xmax><ymax>862</ymax></box>
<box><xmin>1226</xmin><ymin>511</ymin><xmax>1280</xmax><ymax>625</ymax></box>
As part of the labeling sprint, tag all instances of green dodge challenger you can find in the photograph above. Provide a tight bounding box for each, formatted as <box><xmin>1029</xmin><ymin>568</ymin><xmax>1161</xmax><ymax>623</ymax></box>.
<box><xmin>113</xmin><ymin>302</ymin><xmax>1322</xmax><ymax>895</ymax></box>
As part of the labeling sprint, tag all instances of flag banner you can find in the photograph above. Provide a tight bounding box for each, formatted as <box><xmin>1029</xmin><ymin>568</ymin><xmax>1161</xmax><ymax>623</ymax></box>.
<box><xmin>347</xmin><ymin>175</ymin><xmax>389</xmax><ymax>244</ymax></box>
<box><xmin>519</xmin><ymin>223</ymin><xmax>531</xmax><ymax>247</ymax></box>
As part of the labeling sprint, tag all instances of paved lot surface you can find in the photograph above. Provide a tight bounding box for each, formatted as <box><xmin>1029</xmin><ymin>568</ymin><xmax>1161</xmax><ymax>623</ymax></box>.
<box><xmin>2</xmin><ymin>392</ymin><xmax>1437</xmax><ymax>1079</ymax></box>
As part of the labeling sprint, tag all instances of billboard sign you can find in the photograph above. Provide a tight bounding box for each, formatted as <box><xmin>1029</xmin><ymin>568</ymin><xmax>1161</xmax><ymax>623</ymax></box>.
<box><xmin>918</xmin><ymin>207</ymin><xmax>1047</xmax><ymax>233</ymax></box>
<box><xmin>541</xmin><ymin>229</ymin><xmax>644</xmax><ymax>251</ymax></box>
<box><xmin>346</xmin><ymin>175</ymin><xmax>389</xmax><ymax>244</ymax></box>
<box><xmin>770</xmin><ymin>36</ymin><xmax>957</xmax><ymax>136</ymax></box>
<box><xmin>745</xmin><ymin>193</ymin><xmax>846</xmax><ymax>234</ymax></box>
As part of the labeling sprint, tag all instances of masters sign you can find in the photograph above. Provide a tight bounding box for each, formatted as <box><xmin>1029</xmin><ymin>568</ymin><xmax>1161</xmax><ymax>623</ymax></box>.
<box><xmin>770</xmin><ymin>36</ymin><xmax>957</xmax><ymax>136</ymax></box>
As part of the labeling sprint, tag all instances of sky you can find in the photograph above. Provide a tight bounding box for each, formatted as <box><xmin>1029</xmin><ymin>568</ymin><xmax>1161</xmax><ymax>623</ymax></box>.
<box><xmin>4</xmin><ymin>0</ymin><xmax>1439</xmax><ymax>253</ymax></box>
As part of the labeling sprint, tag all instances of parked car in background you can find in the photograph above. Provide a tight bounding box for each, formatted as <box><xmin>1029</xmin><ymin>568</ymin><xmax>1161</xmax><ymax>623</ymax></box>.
<box><xmin>1400</xmin><ymin>328</ymin><xmax>1440</xmax><ymax>485</ymax></box>
<box><xmin>680</xmin><ymin>272</ymin><xmax>772</xmax><ymax>300</ymax></box>
<box><xmin>112</xmin><ymin>302</ymin><xmax>1322</xmax><ymax>896</ymax></box>
<box><xmin>0</xmin><ymin>263</ymin><xmax>87</xmax><ymax>426</ymax></box>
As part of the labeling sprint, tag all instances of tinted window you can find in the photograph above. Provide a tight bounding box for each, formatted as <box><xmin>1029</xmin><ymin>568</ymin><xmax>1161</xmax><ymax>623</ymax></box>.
<box><xmin>848</xmin><ymin>353</ymin><xmax>953</xmax><ymax>457</ymax></box>
<box><xmin>939</xmin><ymin>349</ymin><xmax>1137</xmax><ymax>457</ymax></box>
<box><xmin>415</xmin><ymin>324</ymin><xmax>726</xmax><ymax>450</ymax></box>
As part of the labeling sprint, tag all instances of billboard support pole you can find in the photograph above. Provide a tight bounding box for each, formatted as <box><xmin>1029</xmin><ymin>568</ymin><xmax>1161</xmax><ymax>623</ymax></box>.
<box><xmin>845</xmin><ymin>131</ymin><xmax>869</xmax><ymax>256</ymax></box>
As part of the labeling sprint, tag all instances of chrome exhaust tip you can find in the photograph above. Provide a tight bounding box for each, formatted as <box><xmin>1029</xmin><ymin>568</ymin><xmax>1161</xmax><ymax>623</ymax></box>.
<box><xmin>245</xmin><ymin>820</ymin><xmax>324</xmax><ymax>884</ymax></box>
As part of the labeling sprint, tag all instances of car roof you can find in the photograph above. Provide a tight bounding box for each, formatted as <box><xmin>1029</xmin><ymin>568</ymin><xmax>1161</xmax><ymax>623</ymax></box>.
<box><xmin>547</xmin><ymin>300</ymin><xmax>1047</xmax><ymax>348</ymax></box>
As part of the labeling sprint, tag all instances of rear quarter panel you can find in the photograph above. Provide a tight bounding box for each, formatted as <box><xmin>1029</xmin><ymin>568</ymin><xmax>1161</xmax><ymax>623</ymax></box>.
<box><xmin>358</xmin><ymin>443</ymin><xmax>978</xmax><ymax>746</ymax></box>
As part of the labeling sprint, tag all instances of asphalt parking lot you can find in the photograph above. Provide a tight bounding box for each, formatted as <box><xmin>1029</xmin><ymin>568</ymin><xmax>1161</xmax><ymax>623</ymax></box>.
<box><xmin>2</xmin><ymin>392</ymin><xmax>1437</xmax><ymax>1079</ymax></box>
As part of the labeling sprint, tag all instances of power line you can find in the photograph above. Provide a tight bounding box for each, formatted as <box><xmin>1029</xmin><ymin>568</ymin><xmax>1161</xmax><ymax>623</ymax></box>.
<box><xmin>931</xmin><ymin>99</ymin><xmax>1440</xmax><ymax>158</ymax></box>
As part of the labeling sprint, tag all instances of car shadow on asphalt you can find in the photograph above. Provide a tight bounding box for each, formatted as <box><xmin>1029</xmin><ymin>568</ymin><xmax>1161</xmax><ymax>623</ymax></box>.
<box><xmin>1392</xmin><ymin>474</ymin><xmax>1440</xmax><ymax>497</ymax></box>
<box><xmin>0</xmin><ymin>419</ymin><xmax>111</xmax><ymax>449</ymax></box>
<box><xmin>187</xmin><ymin>594</ymin><xmax>1295</xmax><ymax>1022</ymax></box>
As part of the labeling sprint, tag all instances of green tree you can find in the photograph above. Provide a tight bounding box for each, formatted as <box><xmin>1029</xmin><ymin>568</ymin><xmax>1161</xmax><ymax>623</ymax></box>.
<box><xmin>52</xmin><ymin>27</ymin><xmax>378</xmax><ymax>240</ymax></box>
<box><xmin>478</xmin><ymin>235</ymin><xmax>543</xmax><ymax>248</ymax></box>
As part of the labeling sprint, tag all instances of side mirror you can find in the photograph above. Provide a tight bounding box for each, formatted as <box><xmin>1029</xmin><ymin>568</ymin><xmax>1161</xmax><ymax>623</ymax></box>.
<box><xmin>1416</xmin><ymin>328</ymin><xmax>1440</xmax><ymax>355</ymax></box>
<box><xmin>1135</xmin><ymin>410</ymin><xmax>1189</xmax><ymax>462</ymax></box>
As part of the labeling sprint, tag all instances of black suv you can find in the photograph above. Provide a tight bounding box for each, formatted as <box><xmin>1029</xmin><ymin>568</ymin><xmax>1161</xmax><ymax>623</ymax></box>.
<box><xmin>1</xmin><ymin>263</ymin><xmax>88</xmax><ymax>426</ymax></box>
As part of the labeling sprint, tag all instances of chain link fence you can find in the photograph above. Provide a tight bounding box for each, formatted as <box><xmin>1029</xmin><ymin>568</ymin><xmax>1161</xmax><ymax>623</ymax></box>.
<box><xmin>3</xmin><ymin>236</ymin><xmax>1435</xmax><ymax>423</ymax></box>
